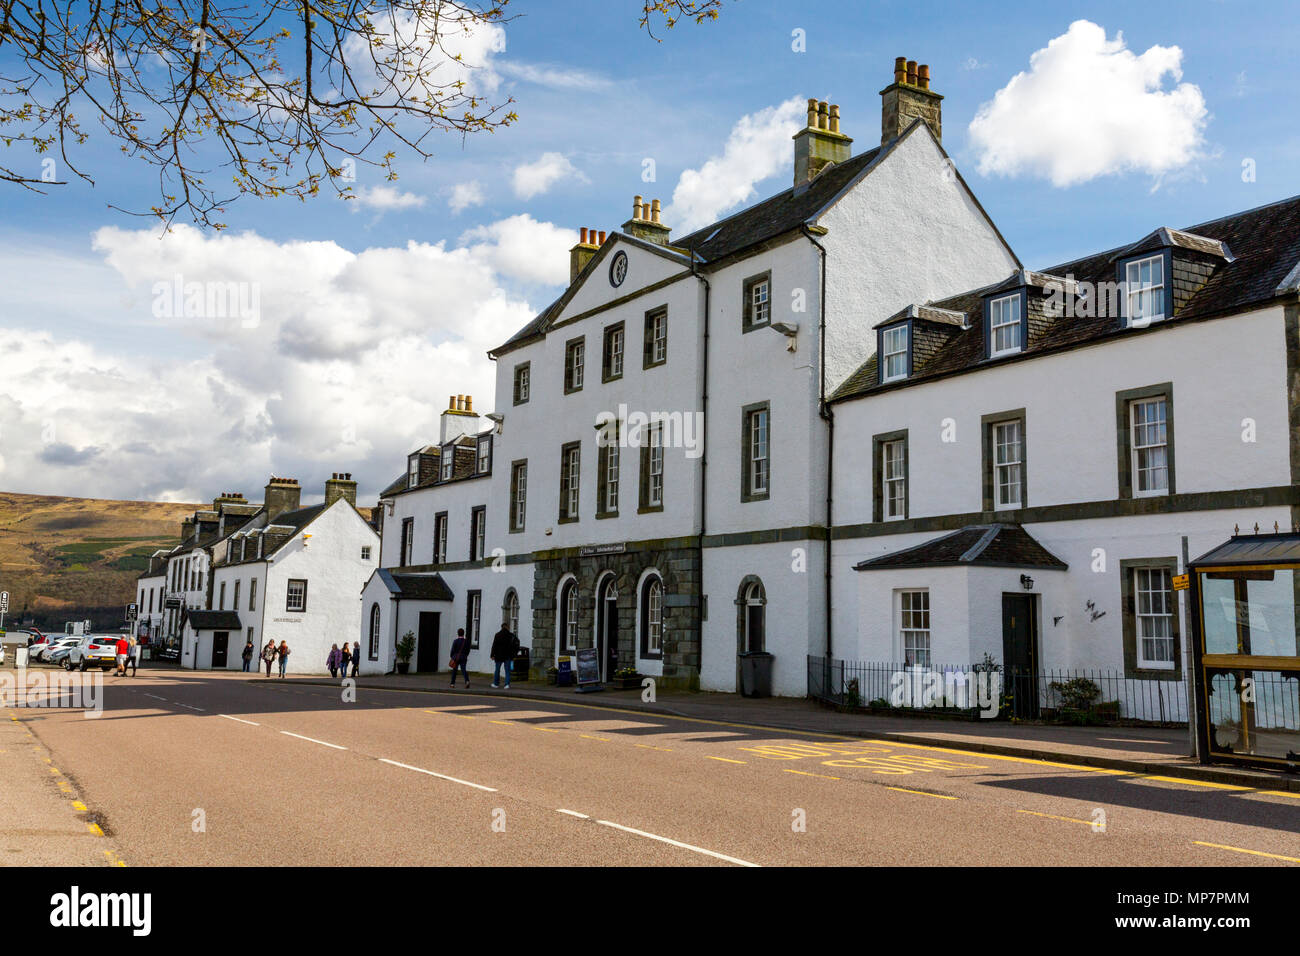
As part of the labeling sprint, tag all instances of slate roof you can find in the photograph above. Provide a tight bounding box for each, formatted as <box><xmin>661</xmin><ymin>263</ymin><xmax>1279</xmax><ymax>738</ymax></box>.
<box><xmin>834</xmin><ymin>194</ymin><xmax>1300</xmax><ymax>402</ymax></box>
<box><xmin>187</xmin><ymin>610</ymin><xmax>242</xmax><ymax>631</ymax></box>
<box><xmin>377</xmin><ymin>569</ymin><xmax>454</xmax><ymax>602</ymax></box>
<box><xmin>854</xmin><ymin>524</ymin><xmax>1068</xmax><ymax>571</ymax></box>
<box><xmin>1191</xmin><ymin>532</ymin><xmax>1300</xmax><ymax>567</ymax></box>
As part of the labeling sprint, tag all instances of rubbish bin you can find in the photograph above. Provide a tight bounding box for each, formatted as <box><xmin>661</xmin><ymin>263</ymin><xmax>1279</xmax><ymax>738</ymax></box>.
<box><xmin>739</xmin><ymin>652</ymin><xmax>774</xmax><ymax>698</ymax></box>
<box><xmin>512</xmin><ymin>647</ymin><xmax>530</xmax><ymax>682</ymax></box>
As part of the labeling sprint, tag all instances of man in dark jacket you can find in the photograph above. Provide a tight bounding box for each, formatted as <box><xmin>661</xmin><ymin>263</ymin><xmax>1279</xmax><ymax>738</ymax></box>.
<box><xmin>489</xmin><ymin>623</ymin><xmax>518</xmax><ymax>689</ymax></box>
<box><xmin>449</xmin><ymin>628</ymin><xmax>471</xmax><ymax>688</ymax></box>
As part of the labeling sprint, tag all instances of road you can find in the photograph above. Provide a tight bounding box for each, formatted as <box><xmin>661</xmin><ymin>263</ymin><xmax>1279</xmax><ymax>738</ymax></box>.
<box><xmin>7</xmin><ymin>668</ymin><xmax>1300</xmax><ymax>866</ymax></box>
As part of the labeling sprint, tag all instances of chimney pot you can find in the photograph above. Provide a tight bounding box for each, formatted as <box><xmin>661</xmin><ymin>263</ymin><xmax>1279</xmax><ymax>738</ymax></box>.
<box><xmin>817</xmin><ymin>101</ymin><xmax>829</xmax><ymax>130</ymax></box>
<box><xmin>894</xmin><ymin>56</ymin><xmax>906</xmax><ymax>83</ymax></box>
<box><xmin>918</xmin><ymin>64</ymin><xmax>930</xmax><ymax>89</ymax></box>
<box><xmin>580</xmin><ymin>227</ymin><xmax>588</xmax><ymax>243</ymax></box>
<box><xmin>806</xmin><ymin>97</ymin><xmax>818</xmax><ymax>128</ymax></box>
<box><xmin>598</xmin><ymin>230</ymin><xmax>606</xmax><ymax>244</ymax></box>
<box><xmin>906</xmin><ymin>60</ymin><xmax>917</xmax><ymax>85</ymax></box>
<box><xmin>466</xmin><ymin>395</ymin><xmax>473</xmax><ymax>412</ymax></box>
<box><xmin>651</xmin><ymin>199</ymin><xmax>661</xmax><ymax>223</ymax></box>
<box><xmin>457</xmin><ymin>394</ymin><xmax>465</xmax><ymax>411</ymax></box>
<box><xmin>633</xmin><ymin>196</ymin><xmax>643</xmax><ymax>220</ymax></box>
<box><xmin>829</xmin><ymin>104</ymin><xmax>841</xmax><ymax>133</ymax></box>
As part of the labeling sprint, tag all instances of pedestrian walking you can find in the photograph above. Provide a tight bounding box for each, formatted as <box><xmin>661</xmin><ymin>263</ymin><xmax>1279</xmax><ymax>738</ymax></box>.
<box><xmin>114</xmin><ymin>635</ymin><xmax>129</xmax><ymax>676</ymax></box>
<box><xmin>277</xmin><ymin>641</ymin><xmax>290</xmax><ymax>678</ymax></box>
<box><xmin>262</xmin><ymin>639</ymin><xmax>276</xmax><ymax>677</ymax></box>
<box><xmin>241</xmin><ymin>639</ymin><xmax>255</xmax><ymax>673</ymax></box>
<box><xmin>327</xmin><ymin>643</ymin><xmax>340</xmax><ymax>678</ymax></box>
<box><xmin>489</xmin><ymin>622</ymin><xmax>518</xmax><ymax>689</ymax></box>
<box><xmin>448</xmin><ymin>628</ymin><xmax>471</xmax><ymax>688</ymax></box>
<box><xmin>127</xmin><ymin>637</ymin><xmax>139</xmax><ymax>676</ymax></box>
<box><xmin>350</xmin><ymin>642</ymin><xmax>361</xmax><ymax>678</ymax></box>
<box><xmin>339</xmin><ymin>642</ymin><xmax>352</xmax><ymax>678</ymax></box>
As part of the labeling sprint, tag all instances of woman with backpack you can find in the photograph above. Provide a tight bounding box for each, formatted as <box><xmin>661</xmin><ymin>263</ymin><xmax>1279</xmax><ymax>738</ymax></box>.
<box><xmin>448</xmin><ymin>628</ymin><xmax>471</xmax><ymax>688</ymax></box>
<box><xmin>262</xmin><ymin>640</ymin><xmax>277</xmax><ymax>677</ymax></box>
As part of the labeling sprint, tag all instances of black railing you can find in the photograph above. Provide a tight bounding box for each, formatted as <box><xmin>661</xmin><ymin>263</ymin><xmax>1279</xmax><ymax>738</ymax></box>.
<box><xmin>807</xmin><ymin>655</ymin><xmax>1189</xmax><ymax>726</ymax></box>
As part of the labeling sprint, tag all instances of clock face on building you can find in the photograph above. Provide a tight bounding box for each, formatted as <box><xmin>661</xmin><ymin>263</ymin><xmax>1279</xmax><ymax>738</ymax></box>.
<box><xmin>609</xmin><ymin>251</ymin><xmax>628</xmax><ymax>288</ymax></box>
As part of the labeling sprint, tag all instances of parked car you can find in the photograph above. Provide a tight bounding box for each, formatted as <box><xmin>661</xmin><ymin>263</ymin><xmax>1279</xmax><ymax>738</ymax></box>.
<box><xmin>33</xmin><ymin>637</ymin><xmax>79</xmax><ymax>663</ymax></box>
<box><xmin>46</xmin><ymin>642</ymin><xmax>79</xmax><ymax>666</ymax></box>
<box><xmin>64</xmin><ymin>636</ymin><xmax>119</xmax><ymax>671</ymax></box>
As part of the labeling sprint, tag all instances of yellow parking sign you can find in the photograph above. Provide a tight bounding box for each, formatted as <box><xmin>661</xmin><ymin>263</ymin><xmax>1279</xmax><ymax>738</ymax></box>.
<box><xmin>1172</xmin><ymin>573</ymin><xmax>1189</xmax><ymax>591</ymax></box>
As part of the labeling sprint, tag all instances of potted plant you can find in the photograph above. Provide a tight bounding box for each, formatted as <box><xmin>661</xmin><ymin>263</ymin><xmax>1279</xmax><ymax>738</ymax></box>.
<box><xmin>612</xmin><ymin>666</ymin><xmax>642</xmax><ymax>691</ymax></box>
<box><xmin>546</xmin><ymin>665</ymin><xmax>559</xmax><ymax>685</ymax></box>
<box><xmin>395</xmin><ymin>631</ymin><xmax>416</xmax><ymax>675</ymax></box>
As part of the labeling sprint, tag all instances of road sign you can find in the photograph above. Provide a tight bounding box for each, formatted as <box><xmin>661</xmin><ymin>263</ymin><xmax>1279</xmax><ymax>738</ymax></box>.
<box><xmin>127</xmin><ymin>602</ymin><xmax>138</xmax><ymax>621</ymax></box>
<box><xmin>1172</xmin><ymin>573</ymin><xmax>1190</xmax><ymax>591</ymax></box>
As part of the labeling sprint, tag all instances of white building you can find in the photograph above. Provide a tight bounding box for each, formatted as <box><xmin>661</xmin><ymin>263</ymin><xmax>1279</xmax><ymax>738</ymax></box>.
<box><xmin>364</xmin><ymin>59</ymin><xmax>1019</xmax><ymax>693</ymax></box>
<box><xmin>189</xmin><ymin>474</ymin><xmax>379</xmax><ymax>672</ymax></box>
<box><xmin>360</xmin><ymin>57</ymin><xmax>1300</xmax><ymax>705</ymax></box>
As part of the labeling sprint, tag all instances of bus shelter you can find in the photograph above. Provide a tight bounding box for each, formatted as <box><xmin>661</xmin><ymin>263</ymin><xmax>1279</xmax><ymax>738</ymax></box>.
<box><xmin>1189</xmin><ymin>532</ymin><xmax>1300</xmax><ymax>768</ymax></box>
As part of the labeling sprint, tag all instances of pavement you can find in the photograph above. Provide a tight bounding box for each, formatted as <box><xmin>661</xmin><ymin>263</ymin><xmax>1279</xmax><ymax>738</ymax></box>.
<box><xmin>275</xmin><ymin>670</ymin><xmax>1297</xmax><ymax>792</ymax></box>
<box><xmin>5</xmin><ymin>665</ymin><xmax>1300</xmax><ymax>866</ymax></box>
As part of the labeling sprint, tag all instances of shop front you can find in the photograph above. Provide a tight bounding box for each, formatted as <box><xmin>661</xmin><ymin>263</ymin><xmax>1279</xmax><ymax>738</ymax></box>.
<box><xmin>1189</xmin><ymin>532</ymin><xmax>1300</xmax><ymax>768</ymax></box>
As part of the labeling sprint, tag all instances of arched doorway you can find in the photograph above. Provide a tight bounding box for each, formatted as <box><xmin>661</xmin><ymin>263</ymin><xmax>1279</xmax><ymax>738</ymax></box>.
<box><xmin>595</xmin><ymin>573</ymin><xmax>619</xmax><ymax>681</ymax></box>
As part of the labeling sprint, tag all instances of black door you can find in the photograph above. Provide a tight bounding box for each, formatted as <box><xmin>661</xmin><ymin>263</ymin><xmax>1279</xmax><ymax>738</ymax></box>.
<box><xmin>1001</xmin><ymin>594</ymin><xmax>1038</xmax><ymax>718</ymax></box>
<box><xmin>416</xmin><ymin>612</ymin><xmax>440</xmax><ymax>672</ymax></box>
<box><xmin>211</xmin><ymin>631</ymin><xmax>228</xmax><ymax>669</ymax></box>
<box><xmin>597</xmin><ymin>582</ymin><xmax>619</xmax><ymax>682</ymax></box>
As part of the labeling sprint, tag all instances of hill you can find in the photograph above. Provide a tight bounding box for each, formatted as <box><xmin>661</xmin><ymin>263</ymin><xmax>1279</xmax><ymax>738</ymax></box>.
<box><xmin>0</xmin><ymin>491</ymin><xmax>199</xmax><ymax>631</ymax></box>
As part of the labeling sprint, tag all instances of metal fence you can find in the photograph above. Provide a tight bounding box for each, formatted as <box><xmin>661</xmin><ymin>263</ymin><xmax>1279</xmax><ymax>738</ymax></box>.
<box><xmin>807</xmin><ymin>655</ymin><xmax>1189</xmax><ymax>726</ymax></box>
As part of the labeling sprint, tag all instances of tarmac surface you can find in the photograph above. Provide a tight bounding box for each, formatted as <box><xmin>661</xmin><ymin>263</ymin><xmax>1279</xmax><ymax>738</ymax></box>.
<box><xmin>3</xmin><ymin>666</ymin><xmax>1300</xmax><ymax>866</ymax></box>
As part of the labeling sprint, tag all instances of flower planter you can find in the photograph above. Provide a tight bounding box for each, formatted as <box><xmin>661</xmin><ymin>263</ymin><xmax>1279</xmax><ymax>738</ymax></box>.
<box><xmin>612</xmin><ymin>675</ymin><xmax>642</xmax><ymax>690</ymax></box>
<box><xmin>396</xmin><ymin>662</ymin><xmax>410</xmax><ymax>675</ymax></box>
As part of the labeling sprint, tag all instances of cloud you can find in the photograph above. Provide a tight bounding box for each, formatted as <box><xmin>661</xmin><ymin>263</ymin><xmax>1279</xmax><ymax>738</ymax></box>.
<box><xmin>968</xmin><ymin>20</ymin><xmax>1208</xmax><ymax>187</ymax></box>
<box><xmin>0</xmin><ymin>218</ymin><xmax>566</xmax><ymax>502</ymax></box>
<box><xmin>512</xmin><ymin>152</ymin><xmax>584</xmax><ymax>200</ymax></box>
<box><xmin>460</xmin><ymin>215</ymin><xmax>577</xmax><ymax>286</ymax></box>
<box><xmin>342</xmin><ymin>8</ymin><xmax>506</xmax><ymax>101</ymax></box>
<box><xmin>349</xmin><ymin>185</ymin><xmax>427</xmax><ymax>213</ymax></box>
<box><xmin>449</xmin><ymin>180</ymin><xmax>487</xmax><ymax>214</ymax></box>
<box><xmin>664</xmin><ymin>96</ymin><xmax>805</xmax><ymax>234</ymax></box>
<box><xmin>498</xmin><ymin>61</ymin><xmax>611</xmax><ymax>91</ymax></box>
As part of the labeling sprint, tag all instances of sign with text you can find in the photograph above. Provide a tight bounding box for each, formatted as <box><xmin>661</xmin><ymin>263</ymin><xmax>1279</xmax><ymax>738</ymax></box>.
<box><xmin>1172</xmin><ymin>573</ymin><xmax>1189</xmax><ymax>592</ymax></box>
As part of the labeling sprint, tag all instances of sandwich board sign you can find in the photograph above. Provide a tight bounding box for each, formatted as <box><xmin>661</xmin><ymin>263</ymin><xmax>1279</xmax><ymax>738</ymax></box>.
<box><xmin>575</xmin><ymin>646</ymin><xmax>603</xmax><ymax>692</ymax></box>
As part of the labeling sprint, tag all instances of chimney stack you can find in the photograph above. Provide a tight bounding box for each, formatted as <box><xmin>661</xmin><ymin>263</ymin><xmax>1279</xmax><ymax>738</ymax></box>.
<box><xmin>880</xmin><ymin>55</ymin><xmax>943</xmax><ymax>145</ymax></box>
<box><xmin>263</xmin><ymin>476</ymin><xmax>301</xmax><ymax>523</ymax></box>
<box><xmin>569</xmin><ymin>226</ymin><xmax>601</xmax><ymax>284</ymax></box>
<box><xmin>440</xmin><ymin>393</ymin><xmax>482</xmax><ymax>444</ymax></box>
<box><xmin>793</xmin><ymin>98</ymin><xmax>853</xmax><ymax>186</ymax></box>
<box><xmin>324</xmin><ymin>472</ymin><xmax>358</xmax><ymax>509</ymax></box>
<box><xmin>622</xmin><ymin>195</ymin><xmax>672</xmax><ymax>245</ymax></box>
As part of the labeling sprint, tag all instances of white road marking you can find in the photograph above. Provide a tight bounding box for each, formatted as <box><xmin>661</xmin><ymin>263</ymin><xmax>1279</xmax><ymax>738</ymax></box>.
<box><xmin>556</xmin><ymin>809</ymin><xmax>590</xmax><ymax>819</ymax></box>
<box><xmin>177</xmin><ymin>703</ymin><xmax>205</xmax><ymax>712</ymax></box>
<box><xmin>280</xmin><ymin>731</ymin><xmax>347</xmax><ymax>751</ymax></box>
<box><xmin>143</xmin><ymin>694</ymin><xmax>167</xmax><ymax>701</ymax></box>
<box><xmin>595</xmin><ymin>819</ymin><xmax>759</xmax><ymax>867</ymax></box>
<box><xmin>379</xmin><ymin>758</ymin><xmax>497</xmax><ymax>792</ymax></box>
<box><xmin>219</xmin><ymin>714</ymin><xmax>260</xmax><ymax>726</ymax></box>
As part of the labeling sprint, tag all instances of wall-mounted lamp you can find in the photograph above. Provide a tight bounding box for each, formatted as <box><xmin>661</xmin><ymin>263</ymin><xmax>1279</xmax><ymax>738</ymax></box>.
<box><xmin>770</xmin><ymin>321</ymin><xmax>799</xmax><ymax>352</ymax></box>
<box><xmin>1019</xmin><ymin>574</ymin><xmax>1034</xmax><ymax>591</ymax></box>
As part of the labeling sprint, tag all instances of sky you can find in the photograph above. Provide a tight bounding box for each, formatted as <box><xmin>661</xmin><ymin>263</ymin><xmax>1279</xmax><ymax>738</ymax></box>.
<box><xmin>0</xmin><ymin>0</ymin><xmax>1296</xmax><ymax>505</ymax></box>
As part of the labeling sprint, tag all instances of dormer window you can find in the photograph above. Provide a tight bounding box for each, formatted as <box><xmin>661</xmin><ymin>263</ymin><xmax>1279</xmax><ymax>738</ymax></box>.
<box><xmin>407</xmin><ymin>455</ymin><xmax>420</xmax><ymax>489</ymax></box>
<box><xmin>441</xmin><ymin>448</ymin><xmax>454</xmax><ymax>481</ymax></box>
<box><xmin>1123</xmin><ymin>253</ymin><xmax>1167</xmax><ymax>327</ymax></box>
<box><xmin>987</xmin><ymin>293</ymin><xmax>1024</xmax><ymax>357</ymax></box>
<box><xmin>477</xmin><ymin>436</ymin><xmax>492</xmax><ymax>475</ymax></box>
<box><xmin>880</xmin><ymin>324</ymin><xmax>909</xmax><ymax>383</ymax></box>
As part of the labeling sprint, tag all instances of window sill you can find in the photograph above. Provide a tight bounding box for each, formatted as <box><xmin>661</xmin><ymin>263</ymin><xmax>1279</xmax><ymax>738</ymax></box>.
<box><xmin>637</xmin><ymin>505</ymin><xmax>664</xmax><ymax>515</ymax></box>
<box><xmin>512</xmin><ymin>398</ymin><xmax>529</xmax><ymax>406</ymax></box>
<box><xmin>642</xmin><ymin>359</ymin><xmax>666</xmax><ymax>371</ymax></box>
<box><xmin>596</xmin><ymin>510</ymin><xmax>619</xmax><ymax>520</ymax></box>
<box><xmin>740</xmin><ymin>492</ymin><xmax>771</xmax><ymax>504</ymax></box>
<box><xmin>563</xmin><ymin>386</ymin><xmax>584</xmax><ymax>395</ymax></box>
<box><xmin>741</xmin><ymin>321</ymin><xmax>771</xmax><ymax>335</ymax></box>
<box><xmin>601</xmin><ymin>373</ymin><xmax>623</xmax><ymax>384</ymax></box>
<box><xmin>508</xmin><ymin>526</ymin><xmax>524</xmax><ymax>534</ymax></box>
<box><xmin>557</xmin><ymin>516</ymin><xmax>579</xmax><ymax>525</ymax></box>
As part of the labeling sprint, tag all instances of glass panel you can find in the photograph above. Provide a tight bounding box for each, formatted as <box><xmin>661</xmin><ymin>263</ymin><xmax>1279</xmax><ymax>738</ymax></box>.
<box><xmin>1207</xmin><ymin>669</ymin><xmax>1300</xmax><ymax>760</ymax></box>
<box><xmin>1200</xmin><ymin>570</ymin><xmax>1300</xmax><ymax>656</ymax></box>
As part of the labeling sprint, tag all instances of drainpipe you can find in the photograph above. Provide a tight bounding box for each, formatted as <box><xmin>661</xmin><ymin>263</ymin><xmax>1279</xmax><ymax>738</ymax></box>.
<box><xmin>691</xmin><ymin>250</ymin><xmax>711</xmax><ymax>685</ymax></box>
<box><xmin>802</xmin><ymin>225</ymin><xmax>833</xmax><ymax>664</ymax></box>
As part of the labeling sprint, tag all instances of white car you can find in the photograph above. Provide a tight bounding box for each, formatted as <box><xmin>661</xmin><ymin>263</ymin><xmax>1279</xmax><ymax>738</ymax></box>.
<box><xmin>33</xmin><ymin>637</ymin><xmax>80</xmax><ymax>663</ymax></box>
<box><xmin>64</xmin><ymin>636</ymin><xmax>119</xmax><ymax>671</ymax></box>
